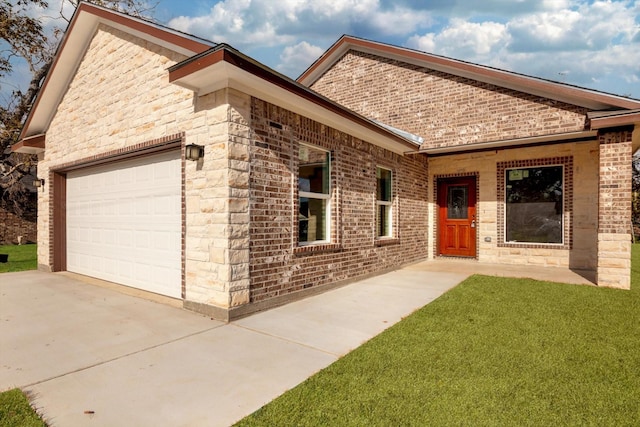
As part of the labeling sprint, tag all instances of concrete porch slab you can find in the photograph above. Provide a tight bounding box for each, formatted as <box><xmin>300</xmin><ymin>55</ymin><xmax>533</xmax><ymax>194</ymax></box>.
<box><xmin>406</xmin><ymin>258</ymin><xmax>596</xmax><ymax>286</ymax></box>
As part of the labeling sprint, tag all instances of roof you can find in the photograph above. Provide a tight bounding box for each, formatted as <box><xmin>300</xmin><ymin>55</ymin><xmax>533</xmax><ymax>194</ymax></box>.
<box><xmin>168</xmin><ymin>44</ymin><xmax>419</xmax><ymax>154</ymax></box>
<box><xmin>298</xmin><ymin>35</ymin><xmax>640</xmax><ymax>112</ymax></box>
<box><xmin>15</xmin><ymin>3</ymin><xmax>419</xmax><ymax>155</ymax></box>
<box><xmin>17</xmin><ymin>1</ymin><xmax>214</xmax><ymax>144</ymax></box>
<box><xmin>15</xmin><ymin>9</ymin><xmax>639</xmax><ymax>157</ymax></box>
<box><xmin>588</xmin><ymin>109</ymin><xmax>640</xmax><ymax>129</ymax></box>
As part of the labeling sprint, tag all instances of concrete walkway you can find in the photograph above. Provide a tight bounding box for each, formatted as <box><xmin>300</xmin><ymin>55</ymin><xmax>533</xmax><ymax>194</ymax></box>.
<box><xmin>0</xmin><ymin>266</ymin><xmax>466</xmax><ymax>426</ymax></box>
<box><xmin>0</xmin><ymin>260</ymin><xmax>593</xmax><ymax>426</ymax></box>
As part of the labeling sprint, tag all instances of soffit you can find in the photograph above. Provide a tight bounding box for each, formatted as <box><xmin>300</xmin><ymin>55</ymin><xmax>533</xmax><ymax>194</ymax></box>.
<box><xmin>418</xmin><ymin>130</ymin><xmax>598</xmax><ymax>156</ymax></box>
<box><xmin>169</xmin><ymin>47</ymin><xmax>420</xmax><ymax>155</ymax></box>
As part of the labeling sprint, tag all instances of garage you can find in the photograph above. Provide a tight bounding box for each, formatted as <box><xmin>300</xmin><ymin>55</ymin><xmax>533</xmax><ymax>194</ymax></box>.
<box><xmin>66</xmin><ymin>150</ymin><xmax>182</xmax><ymax>298</ymax></box>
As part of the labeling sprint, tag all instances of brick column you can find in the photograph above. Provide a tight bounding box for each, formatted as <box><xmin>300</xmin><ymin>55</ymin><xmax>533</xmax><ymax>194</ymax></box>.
<box><xmin>596</xmin><ymin>128</ymin><xmax>633</xmax><ymax>289</ymax></box>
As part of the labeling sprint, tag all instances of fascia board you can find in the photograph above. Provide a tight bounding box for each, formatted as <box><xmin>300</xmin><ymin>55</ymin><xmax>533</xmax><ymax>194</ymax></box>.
<box><xmin>589</xmin><ymin>111</ymin><xmax>640</xmax><ymax>130</ymax></box>
<box><xmin>172</xmin><ymin>61</ymin><xmax>418</xmax><ymax>155</ymax></box>
<box><xmin>420</xmin><ymin>130</ymin><xmax>598</xmax><ymax>155</ymax></box>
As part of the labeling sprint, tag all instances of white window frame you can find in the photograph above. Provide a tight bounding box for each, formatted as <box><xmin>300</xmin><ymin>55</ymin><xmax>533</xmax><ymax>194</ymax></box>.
<box><xmin>504</xmin><ymin>164</ymin><xmax>564</xmax><ymax>245</ymax></box>
<box><xmin>376</xmin><ymin>166</ymin><xmax>393</xmax><ymax>239</ymax></box>
<box><xmin>298</xmin><ymin>143</ymin><xmax>331</xmax><ymax>246</ymax></box>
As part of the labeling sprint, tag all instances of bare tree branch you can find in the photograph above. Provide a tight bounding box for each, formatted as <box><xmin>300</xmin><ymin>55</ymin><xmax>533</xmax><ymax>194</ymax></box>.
<box><xmin>0</xmin><ymin>0</ymin><xmax>156</xmax><ymax>218</ymax></box>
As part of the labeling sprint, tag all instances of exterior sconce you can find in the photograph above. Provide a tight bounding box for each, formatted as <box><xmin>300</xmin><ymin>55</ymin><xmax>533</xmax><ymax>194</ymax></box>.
<box><xmin>185</xmin><ymin>144</ymin><xmax>204</xmax><ymax>161</ymax></box>
<box><xmin>33</xmin><ymin>178</ymin><xmax>45</xmax><ymax>189</ymax></box>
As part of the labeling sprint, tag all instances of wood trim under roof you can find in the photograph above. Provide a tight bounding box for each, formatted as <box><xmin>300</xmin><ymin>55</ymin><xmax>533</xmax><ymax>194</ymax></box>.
<box><xmin>16</xmin><ymin>1</ymin><xmax>214</xmax><ymax>145</ymax></box>
<box><xmin>298</xmin><ymin>35</ymin><xmax>640</xmax><ymax>111</ymax></box>
<box><xmin>12</xmin><ymin>133</ymin><xmax>46</xmax><ymax>154</ymax></box>
<box><xmin>169</xmin><ymin>45</ymin><xmax>420</xmax><ymax>155</ymax></box>
<box><xmin>588</xmin><ymin>110</ymin><xmax>640</xmax><ymax>130</ymax></box>
<box><xmin>415</xmin><ymin>130</ymin><xmax>598</xmax><ymax>156</ymax></box>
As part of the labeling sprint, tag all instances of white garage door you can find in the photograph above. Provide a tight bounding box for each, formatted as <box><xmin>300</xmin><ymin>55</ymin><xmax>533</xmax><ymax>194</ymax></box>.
<box><xmin>66</xmin><ymin>150</ymin><xmax>182</xmax><ymax>298</ymax></box>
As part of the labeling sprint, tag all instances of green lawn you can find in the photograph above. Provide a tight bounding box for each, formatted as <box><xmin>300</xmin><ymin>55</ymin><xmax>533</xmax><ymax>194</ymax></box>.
<box><xmin>2</xmin><ymin>246</ymin><xmax>639</xmax><ymax>426</ymax></box>
<box><xmin>0</xmin><ymin>244</ymin><xmax>37</xmax><ymax>273</ymax></box>
<box><xmin>237</xmin><ymin>252</ymin><xmax>640</xmax><ymax>426</ymax></box>
<box><xmin>0</xmin><ymin>389</ymin><xmax>45</xmax><ymax>427</ymax></box>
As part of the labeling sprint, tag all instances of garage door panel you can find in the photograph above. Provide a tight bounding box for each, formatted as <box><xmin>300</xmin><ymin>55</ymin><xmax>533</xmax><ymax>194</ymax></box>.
<box><xmin>67</xmin><ymin>151</ymin><xmax>181</xmax><ymax>298</ymax></box>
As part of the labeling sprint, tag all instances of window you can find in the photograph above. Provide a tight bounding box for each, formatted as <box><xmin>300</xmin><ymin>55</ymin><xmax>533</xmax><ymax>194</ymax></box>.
<box><xmin>298</xmin><ymin>144</ymin><xmax>330</xmax><ymax>244</ymax></box>
<box><xmin>505</xmin><ymin>165</ymin><xmax>563</xmax><ymax>244</ymax></box>
<box><xmin>376</xmin><ymin>167</ymin><xmax>392</xmax><ymax>238</ymax></box>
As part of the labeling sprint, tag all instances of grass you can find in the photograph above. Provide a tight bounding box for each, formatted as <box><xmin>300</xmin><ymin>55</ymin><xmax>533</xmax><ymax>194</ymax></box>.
<box><xmin>1</xmin><ymin>246</ymin><xmax>639</xmax><ymax>426</ymax></box>
<box><xmin>0</xmin><ymin>244</ymin><xmax>37</xmax><ymax>273</ymax></box>
<box><xmin>237</xmin><ymin>251</ymin><xmax>640</xmax><ymax>426</ymax></box>
<box><xmin>0</xmin><ymin>389</ymin><xmax>45</xmax><ymax>427</ymax></box>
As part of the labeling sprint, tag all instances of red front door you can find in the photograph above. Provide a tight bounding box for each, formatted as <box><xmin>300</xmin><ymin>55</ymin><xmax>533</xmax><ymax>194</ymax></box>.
<box><xmin>438</xmin><ymin>177</ymin><xmax>477</xmax><ymax>257</ymax></box>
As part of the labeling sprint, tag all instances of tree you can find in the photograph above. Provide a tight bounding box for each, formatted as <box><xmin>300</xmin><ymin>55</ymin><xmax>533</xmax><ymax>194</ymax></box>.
<box><xmin>0</xmin><ymin>0</ymin><xmax>156</xmax><ymax>220</ymax></box>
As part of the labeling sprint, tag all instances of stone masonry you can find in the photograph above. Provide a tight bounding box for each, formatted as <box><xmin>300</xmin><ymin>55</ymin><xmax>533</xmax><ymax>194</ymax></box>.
<box><xmin>429</xmin><ymin>141</ymin><xmax>598</xmax><ymax>270</ymax></box>
<box><xmin>40</xmin><ymin>24</ymin><xmax>246</xmax><ymax>310</ymax></box>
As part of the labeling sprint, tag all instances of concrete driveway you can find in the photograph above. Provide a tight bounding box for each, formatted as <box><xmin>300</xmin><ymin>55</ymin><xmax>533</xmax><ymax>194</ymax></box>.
<box><xmin>0</xmin><ymin>267</ymin><xmax>466</xmax><ymax>426</ymax></box>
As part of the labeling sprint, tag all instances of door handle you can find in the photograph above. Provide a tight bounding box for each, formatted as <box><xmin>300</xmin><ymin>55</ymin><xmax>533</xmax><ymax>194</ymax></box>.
<box><xmin>471</xmin><ymin>220</ymin><xmax>476</xmax><ymax>228</ymax></box>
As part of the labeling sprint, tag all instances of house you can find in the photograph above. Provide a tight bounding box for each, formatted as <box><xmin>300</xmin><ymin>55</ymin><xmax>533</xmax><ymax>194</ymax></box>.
<box><xmin>13</xmin><ymin>2</ymin><xmax>640</xmax><ymax>320</ymax></box>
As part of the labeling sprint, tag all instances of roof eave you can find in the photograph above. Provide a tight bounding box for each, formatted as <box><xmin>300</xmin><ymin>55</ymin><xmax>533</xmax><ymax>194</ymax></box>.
<box><xmin>299</xmin><ymin>36</ymin><xmax>640</xmax><ymax>111</ymax></box>
<box><xmin>19</xmin><ymin>1</ymin><xmax>214</xmax><ymax>141</ymax></box>
<box><xmin>420</xmin><ymin>130</ymin><xmax>598</xmax><ymax>156</ymax></box>
<box><xmin>169</xmin><ymin>47</ymin><xmax>420</xmax><ymax>155</ymax></box>
<box><xmin>589</xmin><ymin>110</ymin><xmax>640</xmax><ymax>130</ymax></box>
<box><xmin>12</xmin><ymin>134</ymin><xmax>46</xmax><ymax>154</ymax></box>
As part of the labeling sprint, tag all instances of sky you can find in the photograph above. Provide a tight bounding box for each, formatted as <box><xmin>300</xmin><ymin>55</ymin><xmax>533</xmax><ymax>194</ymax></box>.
<box><xmin>9</xmin><ymin>0</ymin><xmax>640</xmax><ymax>100</ymax></box>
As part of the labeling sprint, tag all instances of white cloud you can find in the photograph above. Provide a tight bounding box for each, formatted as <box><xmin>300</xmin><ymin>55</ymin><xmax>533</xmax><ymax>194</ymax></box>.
<box><xmin>508</xmin><ymin>0</ymin><xmax>637</xmax><ymax>52</ymax></box>
<box><xmin>277</xmin><ymin>41</ymin><xmax>325</xmax><ymax>77</ymax></box>
<box><xmin>5</xmin><ymin>0</ymin><xmax>638</xmax><ymax>98</ymax></box>
<box><xmin>369</xmin><ymin>6</ymin><xmax>434</xmax><ymax>36</ymax></box>
<box><xmin>407</xmin><ymin>33</ymin><xmax>436</xmax><ymax>53</ymax></box>
<box><xmin>405</xmin><ymin>0</ymin><xmax>640</xmax><ymax>97</ymax></box>
<box><xmin>168</xmin><ymin>0</ymin><xmax>432</xmax><ymax>48</ymax></box>
<box><xmin>407</xmin><ymin>20</ymin><xmax>510</xmax><ymax>64</ymax></box>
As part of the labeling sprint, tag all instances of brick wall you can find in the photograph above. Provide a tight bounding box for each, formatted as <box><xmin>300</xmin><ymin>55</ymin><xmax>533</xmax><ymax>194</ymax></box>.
<box><xmin>310</xmin><ymin>50</ymin><xmax>588</xmax><ymax>148</ymax></box>
<box><xmin>0</xmin><ymin>208</ymin><xmax>36</xmax><ymax>245</ymax></box>
<box><xmin>249</xmin><ymin>98</ymin><xmax>429</xmax><ymax>302</ymax></box>
<box><xmin>597</xmin><ymin>128</ymin><xmax>633</xmax><ymax>288</ymax></box>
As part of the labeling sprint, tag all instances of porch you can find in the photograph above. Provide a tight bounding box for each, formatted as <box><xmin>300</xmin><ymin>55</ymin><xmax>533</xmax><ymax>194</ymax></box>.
<box><xmin>407</xmin><ymin>258</ymin><xmax>596</xmax><ymax>286</ymax></box>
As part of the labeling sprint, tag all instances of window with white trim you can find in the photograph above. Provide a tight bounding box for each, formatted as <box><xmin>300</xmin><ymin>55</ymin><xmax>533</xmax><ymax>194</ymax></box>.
<box><xmin>505</xmin><ymin>165</ymin><xmax>563</xmax><ymax>244</ymax></box>
<box><xmin>298</xmin><ymin>144</ymin><xmax>330</xmax><ymax>244</ymax></box>
<box><xmin>376</xmin><ymin>167</ymin><xmax>393</xmax><ymax>238</ymax></box>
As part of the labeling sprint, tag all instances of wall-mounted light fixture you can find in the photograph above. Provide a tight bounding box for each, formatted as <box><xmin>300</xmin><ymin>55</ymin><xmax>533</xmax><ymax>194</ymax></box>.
<box><xmin>33</xmin><ymin>178</ymin><xmax>45</xmax><ymax>189</ymax></box>
<box><xmin>185</xmin><ymin>144</ymin><xmax>204</xmax><ymax>161</ymax></box>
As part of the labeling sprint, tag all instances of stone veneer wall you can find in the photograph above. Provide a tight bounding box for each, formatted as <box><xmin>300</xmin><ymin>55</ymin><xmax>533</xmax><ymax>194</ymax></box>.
<box><xmin>309</xmin><ymin>51</ymin><xmax>589</xmax><ymax>148</ymax></box>
<box><xmin>40</xmin><ymin>24</ymin><xmax>243</xmax><ymax>308</ymax></box>
<box><xmin>248</xmin><ymin>98</ymin><xmax>430</xmax><ymax>303</ymax></box>
<box><xmin>428</xmin><ymin>141</ymin><xmax>599</xmax><ymax>270</ymax></box>
<box><xmin>0</xmin><ymin>208</ymin><xmax>36</xmax><ymax>245</ymax></box>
